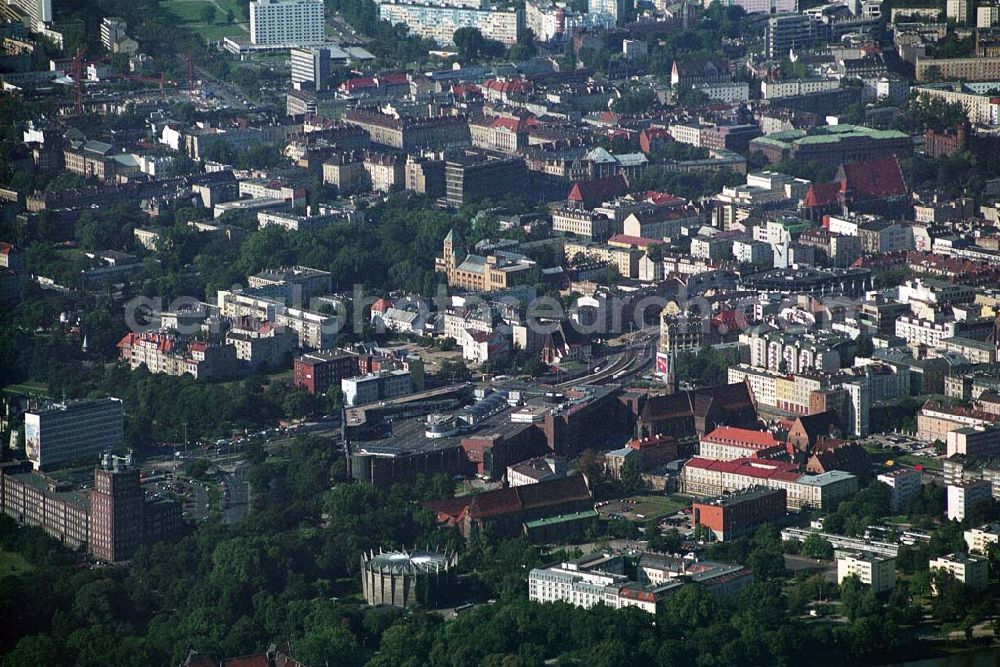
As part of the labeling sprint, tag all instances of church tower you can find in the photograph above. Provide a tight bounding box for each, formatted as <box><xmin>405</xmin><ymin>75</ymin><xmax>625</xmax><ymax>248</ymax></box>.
<box><xmin>442</xmin><ymin>227</ymin><xmax>466</xmax><ymax>273</ymax></box>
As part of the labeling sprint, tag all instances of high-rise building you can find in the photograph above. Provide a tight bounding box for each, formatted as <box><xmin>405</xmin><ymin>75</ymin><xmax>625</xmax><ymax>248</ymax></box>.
<box><xmin>290</xmin><ymin>47</ymin><xmax>333</xmax><ymax>90</ymax></box>
<box><xmin>24</xmin><ymin>398</ymin><xmax>124</xmax><ymax>471</ymax></box>
<box><xmin>444</xmin><ymin>153</ymin><xmax>526</xmax><ymax>207</ymax></box>
<box><xmin>89</xmin><ymin>454</ymin><xmax>144</xmax><ymax>563</ymax></box>
<box><xmin>249</xmin><ymin>0</ymin><xmax>325</xmax><ymax>46</ymax></box>
<box><xmin>946</xmin><ymin>0</ymin><xmax>970</xmax><ymax>24</ymax></box>
<box><xmin>100</xmin><ymin>17</ymin><xmax>127</xmax><ymax>50</ymax></box>
<box><xmin>876</xmin><ymin>468</ymin><xmax>921</xmax><ymax>512</ymax></box>
<box><xmin>947</xmin><ymin>479</ymin><xmax>992</xmax><ymax>521</ymax></box>
<box><xmin>8</xmin><ymin>0</ymin><xmax>51</xmax><ymax>27</ymax></box>
<box><xmin>765</xmin><ymin>14</ymin><xmax>815</xmax><ymax>59</ymax></box>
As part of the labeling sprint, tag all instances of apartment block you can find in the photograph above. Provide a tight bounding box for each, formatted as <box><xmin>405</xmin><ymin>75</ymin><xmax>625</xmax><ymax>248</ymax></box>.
<box><xmin>377</xmin><ymin>0</ymin><xmax>523</xmax><ymax>45</ymax></box>
<box><xmin>876</xmin><ymin>468</ymin><xmax>922</xmax><ymax>513</ymax></box>
<box><xmin>964</xmin><ymin>524</ymin><xmax>1000</xmax><ymax>554</ymax></box>
<box><xmin>837</xmin><ymin>550</ymin><xmax>896</xmax><ymax>593</ymax></box>
<box><xmin>930</xmin><ymin>553</ymin><xmax>989</xmax><ymax>590</ymax></box>
<box><xmin>249</xmin><ymin>0</ymin><xmax>325</xmax><ymax>46</ymax></box>
<box><xmin>947</xmin><ymin>479</ymin><xmax>992</xmax><ymax>521</ymax></box>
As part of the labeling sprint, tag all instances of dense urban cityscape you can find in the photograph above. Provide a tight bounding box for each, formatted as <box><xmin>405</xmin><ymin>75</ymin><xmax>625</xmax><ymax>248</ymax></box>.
<box><xmin>2</xmin><ymin>0</ymin><xmax>1000</xmax><ymax>663</ymax></box>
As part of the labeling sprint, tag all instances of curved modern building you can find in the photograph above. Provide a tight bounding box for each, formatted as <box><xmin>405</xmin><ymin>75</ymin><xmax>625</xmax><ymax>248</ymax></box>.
<box><xmin>361</xmin><ymin>549</ymin><xmax>457</xmax><ymax>608</ymax></box>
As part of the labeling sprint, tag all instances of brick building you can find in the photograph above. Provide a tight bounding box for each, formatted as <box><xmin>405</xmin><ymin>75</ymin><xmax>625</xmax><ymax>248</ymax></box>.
<box><xmin>0</xmin><ymin>455</ymin><xmax>181</xmax><ymax>563</ymax></box>
<box><xmin>293</xmin><ymin>350</ymin><xmax>360</xmax><ymax>395</ymax></box>
<box><xmin>424</xmin><ymin>474</ymin><xmax>593</xmax><ymax>539</ymax></box>
<box><xmin>692</xmin><ymin>486</ymin><xmax>787</xmax><ymax>541</ymax></box>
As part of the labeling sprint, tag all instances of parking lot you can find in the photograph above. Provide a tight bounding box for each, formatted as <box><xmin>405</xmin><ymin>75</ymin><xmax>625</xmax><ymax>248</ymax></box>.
<box><xmin>595</xmin><ymin>495</ymin><xmax>691</xmax><ymax>523</ymax></box>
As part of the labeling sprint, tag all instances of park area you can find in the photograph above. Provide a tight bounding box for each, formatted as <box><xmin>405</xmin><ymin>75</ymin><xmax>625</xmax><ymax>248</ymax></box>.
<box><xmin>596</xmin><ymin>494</ymin><xmax>690</xmax><ymax>522</ymax></box>
<box><xmin>0</xmin><ymin>549</ymin><xmax>34</xmax><ymax>578</ymax></box>
<box><xmin>164</xmin><ymin>0</ymin><xmax>249</xmax><ymax>42</ymax></box>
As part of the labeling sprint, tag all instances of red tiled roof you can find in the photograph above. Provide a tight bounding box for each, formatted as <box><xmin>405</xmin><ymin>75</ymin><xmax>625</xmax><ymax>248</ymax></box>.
<box><xmin>117</xmin><ymin>332</ymin><xmax>138</xmax><ymax>349</ymax></box>
<box><xmin>492</xmin><ymin>115</ymin><xmax>535</xmax><ymax>133</ymax></box>
<box><xmin>711</xmin><ymin>310</ymin><xmax>745</xmax><ymax>332</ymax></box>
<box><xmin>379</xmin><ymin>73</ymin><xmax>408</xmax><ymax>85</ymax></box>
<box><xmin>484</xmin><ymin>78</ymin><xmax>533</xmax><ymax>96</ymax></box>
<box><xmin>627</xmin><ymin>434</ymin><xmax>675</xmax><ymax>450</ymax></box>
<box><xmin>641</xmin><ymin>190</ymin><xmax>683</xmax><ymax>206</ymax></box>
<box><xmin>424</xmin><ymin>474</ymin><xmax>591</xmax><ymax>521</ymax></box>
<box><xmin>222</xmin><ymin>656</ymin><xmax>270</xmax><ymax>667</ymax></box>
<box><xmin>341</xmin><ymin>77</ymin><xmax>377</xmax><ymax>92</ymax></box>
<box><xmin>452</xmin><ymin>83</ymin><xmax>481</xmax><ymax>97</ymax></box>
<box><xmin>702</xmin><ymin>426</ymin><xmax>781</xmax><ymax>449</ymax></box>
<box><xmin>370</xmin><ymin>298</ymin><xmax>392</xmax><ymax>312</ymax></box>
<box><xmin>607</xmin><ymin>233</ymin><xmax>661</xmax><ymax>248</ymax></box>
<box><xmin>840</xmin><ymin>155</ymin><xmax>907</xmax><ymax>200</ymax></box>
<box><xmin>685</xmin><ymin>456</ymin><xmax>798</xmax><ymax>478</ymax></box>
<box><xmin>803</xmin><ymin>181</ymin><xmax>841</xmax><ymax>208</ymax></box>
<box><xmin>568</xmin><ymin>174</ymin><xmax>629</xmax><ymax>204</ymax></box>
<box><xmin>641</xmin><ymin>128</ymin><xmax>673</xmax><ymax>140</ymax></box>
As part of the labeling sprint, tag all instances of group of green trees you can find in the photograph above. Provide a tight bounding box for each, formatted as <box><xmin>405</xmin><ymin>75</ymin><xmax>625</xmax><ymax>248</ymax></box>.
<box><xmin>0</xmin><ymin>467</ymin><xmax>942</xmax><ymax>667</ymax></box>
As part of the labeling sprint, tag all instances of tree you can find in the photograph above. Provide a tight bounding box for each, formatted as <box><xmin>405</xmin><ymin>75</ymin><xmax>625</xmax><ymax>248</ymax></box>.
<box><xmin>802</xmin><ymin>533</ymin><xmax>834</xmax><ymax>560</ymax></box>
<box><xmin>439</xmin><ymin>359</ymin><xmax>471</xmax><ymax>383</ymax></box>
<box><xmin>453</xmin><ymin>27</ymin><xmax>485</xmax><ymax>60</ymax></box>
<box><xmin>200</xmin><ymin>5</ymin><xmax>217</xmax><ymax>23</ymax></box>
<box><xmin>839</xmin><ymin>575</ymin><xmax>879</xmax><ymax>621</ymax></box>
<box><xmin>226</xmin><ymin>9</ymin><xmax>235</xmax><ymax>22</ymax></box>
<box><xmin>620</xmin><ymin>456</ymin><xmax>643</xmax><ymax>493</ymax></box>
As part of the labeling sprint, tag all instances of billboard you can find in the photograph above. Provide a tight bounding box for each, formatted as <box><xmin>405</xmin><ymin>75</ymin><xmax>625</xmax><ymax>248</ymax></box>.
<box><xmin>24</xmin><ymin>417</ymin><xmax>39</xmax><ymax>465</ymax></box>
<box><xmin>656</xmin><ymin>351</ymin><xmax>670</xmax><ymax>377</ymax></box>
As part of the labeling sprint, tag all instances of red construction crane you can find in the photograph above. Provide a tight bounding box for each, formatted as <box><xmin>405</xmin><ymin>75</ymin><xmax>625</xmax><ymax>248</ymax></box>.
<box><xmin>71</xmin><ymin>47</ymin><xmax>86</xmax><ymax>114</ymax></box>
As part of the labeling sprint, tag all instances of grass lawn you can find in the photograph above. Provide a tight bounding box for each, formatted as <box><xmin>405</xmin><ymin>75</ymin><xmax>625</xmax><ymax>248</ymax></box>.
<box><xmin>3</xmin><ymin>382</ymin><xmax>49</xmax><ymax>397</ymax></box>
<box><xmin>0</xmin><ymin>549</ymin><xmax>34</xmax><ymax>578</ymax></box>
<box><xmin>883</xmin><ymin>515</ymin><xmax>911</xmax><ymax>525</ymax></box>
<box><xmin>164</xmin><ymin>0</ymin><xmax>248</xmax><ymax>41</ymax></box>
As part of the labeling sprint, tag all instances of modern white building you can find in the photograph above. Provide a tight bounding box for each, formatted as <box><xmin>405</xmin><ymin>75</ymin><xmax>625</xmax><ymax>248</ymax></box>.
<box><xmin>929</xmin><ymin>553</ymin><xmax>989</xmax><ymax>590</ymax></box>
<box><xmin>378</xmin><ymin>0</ymin><xmax>524</xmax><ymax>45</ymax></box>
<box><xmin>761</xmin><ymin>78</ymin><xmax>839</xmax><ymax>100</ymax></box>
<box><xmin>876</xmin><ymin>469</ymin><xmax>922</xmax><ymax>513</ymax></box>
<box><xmin>529</xmin><ymin>552</ymin><xmax>752</xmax><ymax>614</ymax></box>
<box><xmin>836</xmin><ymin>550</ymin><xmax>896</xmax><ymax>594</ymax></box>
<box><xmin>24</xmin><ymin>398</ymin><xmax>125</xmax><ymax>471</ymax></box>
<box><xmin>964</xmin><ymin>524</ymin><xmax>1000</xmax><ymax>555</ymax></box>
<box><xmin>9</xmin><ymin>0</ymin><xmax>51</xmax><ymax>27</ymax></box>
<box><xmin>341</xmin><ymin>370</ymin><xmax>413</xmax><ymax>407</ymax></box>
<box><xmin>249</xmin><ymin>0</ymin><xmax>325</xmax><ymax>46</ymax></box>
<box><xmin>720</xmin><ymin>0</ymin><xmax>796</xmax><ymax>14</ymax></box>
<box><xmin>947</xmin><ymin>480</ymin><xmax>993</xmax><ymax>521</ymax></box>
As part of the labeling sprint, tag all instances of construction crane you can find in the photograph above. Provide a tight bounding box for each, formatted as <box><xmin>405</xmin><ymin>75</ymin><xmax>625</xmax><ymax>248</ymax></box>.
<box><xmin>71</xmin><ymin>47</ymin><xmax>86</xmax><ymax>114</ymax></box>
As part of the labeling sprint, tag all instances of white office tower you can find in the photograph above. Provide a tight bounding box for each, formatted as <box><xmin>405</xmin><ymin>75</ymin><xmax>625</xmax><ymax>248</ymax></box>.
<box><xmin>9</xmin><ymin>0</ymin><xmax>52</xmax><ymax>26</ymax></box>
<box><xmin>24</xmin><ymin>398</ymin><xmax>124</xmax><ymax>471</ymax></box>
<box><xmin>249</xmin><ymin>0</ymin><xmax>325</xmax><ymax>46</ymax></box>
